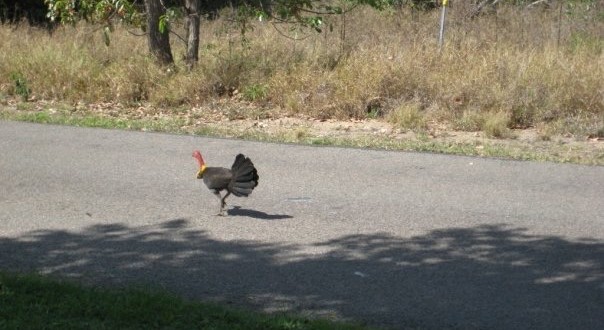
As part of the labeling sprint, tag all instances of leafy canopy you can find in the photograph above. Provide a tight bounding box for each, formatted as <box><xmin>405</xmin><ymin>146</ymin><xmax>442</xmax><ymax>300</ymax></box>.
<box><xmin>45</xmin><ymin>0</ymin><xmax>394</xmax><ymax>32</ymax></box>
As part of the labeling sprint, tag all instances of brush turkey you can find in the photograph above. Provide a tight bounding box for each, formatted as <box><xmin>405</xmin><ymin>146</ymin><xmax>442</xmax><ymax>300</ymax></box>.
<box><xmin>192</xmin><ymin>150</ymin><xmax>259</xmax><ymax>216</ymax></box>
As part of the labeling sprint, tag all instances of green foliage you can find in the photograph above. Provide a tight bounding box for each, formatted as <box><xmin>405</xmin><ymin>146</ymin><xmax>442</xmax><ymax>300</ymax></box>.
<box><xmin>45</xmin><ymin>0</ymin><xmax>144</xmax><ymax>47</ymax></box>
<box><xmin>392</xmin><ymin>1</ymin><xmax>438</xmax><ymax>10</ymax></box>
<box><xmin>45</xmin><ymin>0</ymin><xmax>391</xmax><ymax>34</ymax></box>
<box><xmin>568</xmin><ymin>31</ymin><xmax>603</xmax><ymax>54</ymax></box>
<box><xmin>10</xmin><ymin>72</ymin><xmax>30</xmax><ymax>101</ymax></box>
<box><xmin>42</xmin><ymin>0</ymin><xmax>393</xmax><ymax>65</ymax></box>
<box><xmin>159</xmin><ymin>7</ymin><xmax>183</xmax><ymax>34</ymax></box>
<box><xmin>243</xmin><ymin>84</ymin><xmax>269</xmax><ymax>102</ymax></box>
<box><xmin>366</xmin><ymin>108</ymin><xmax>381</xmax><ymax>119</ymax></box>
<box><xmin>45</xmin><ymin>0</ymin><xmax>142</xmax><ymax>26</ymax></box>
<box><xmin>245</xmin><ymin>0</ymin><xmax>392</xmax><ymax>33</ymax></box>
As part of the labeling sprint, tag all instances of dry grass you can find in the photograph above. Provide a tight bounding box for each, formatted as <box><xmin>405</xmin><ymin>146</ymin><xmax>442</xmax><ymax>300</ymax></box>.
<box><xmin>387</xmin><ymin>101</ymin><xmax>427</xmax><ymax>132</ymax></box>
<box><xmin>484</xmin><ymin>111</ymin><xmax>514</xmax><ymax>139</ymax></box>
<box><xmin>1</xmin><ymin>4</ymin><xmax>602</xmax><ymax>139</ymax></box>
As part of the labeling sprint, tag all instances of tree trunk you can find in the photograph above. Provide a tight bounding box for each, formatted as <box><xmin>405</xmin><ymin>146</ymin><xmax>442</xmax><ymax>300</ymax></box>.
<box><xmin>145</xmin><ymin>0</ymin><xmax>174</xmax><ymax>65</ymax></box>
<box><xmin>184</xmin><ymin>0</ymin><xmax>201</xmax><ymax>69</ymax></box>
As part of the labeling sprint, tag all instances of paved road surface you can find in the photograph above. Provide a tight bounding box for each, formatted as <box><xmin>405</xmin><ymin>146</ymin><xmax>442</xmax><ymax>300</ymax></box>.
<box><xmin>1</xmin><ymin>121</ymin><xmax>603</xmax><ymax>329</ymax></box>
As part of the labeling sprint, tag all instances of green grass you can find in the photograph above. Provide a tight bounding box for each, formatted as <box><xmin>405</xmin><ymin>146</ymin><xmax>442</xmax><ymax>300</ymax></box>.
<box><xmin>1</xmin><ymin>110</ymin><xmax>187</xmax><ymax>133</ymax></box>
<box><xmin>1</xmin><ymin>107</ymin><xmax>602</xmax><ymax>165</ymax></box>
<box><xmin>0</xmin><ymin>271</ymin><xmax>368</xmax><ymax>330</ymax></box>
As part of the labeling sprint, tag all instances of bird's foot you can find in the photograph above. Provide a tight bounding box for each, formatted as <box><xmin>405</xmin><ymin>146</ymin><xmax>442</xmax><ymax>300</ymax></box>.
<box><xmin>217</xmin><ymin>202</ymin><xmax>228</xmax><ymax>216</ymax></box>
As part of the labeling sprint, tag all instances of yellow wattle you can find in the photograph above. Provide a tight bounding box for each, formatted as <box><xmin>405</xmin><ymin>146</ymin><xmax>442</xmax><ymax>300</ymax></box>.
<box><xmin>197</xmin><ymin>164</ymin><xmax>207</xmax><ymax>178</ymax></box>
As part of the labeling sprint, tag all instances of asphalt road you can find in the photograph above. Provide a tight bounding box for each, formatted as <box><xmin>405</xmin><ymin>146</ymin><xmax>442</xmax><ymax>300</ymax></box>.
<box><xmin>1</xmin><ymin>120</ymin><xmax>603</xmax><ymax>329</ymax></box>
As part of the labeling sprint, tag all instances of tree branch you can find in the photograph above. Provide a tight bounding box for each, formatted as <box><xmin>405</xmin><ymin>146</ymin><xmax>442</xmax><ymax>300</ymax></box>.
<box><xmin>468</xmin><ymin>0</ymin><xmax>497</xmax><ymax>19</ymax></box>
<box><xmin>527</xmin><ymin>0</ymin><xmax>552</xmax><ymax>9</ymax></box>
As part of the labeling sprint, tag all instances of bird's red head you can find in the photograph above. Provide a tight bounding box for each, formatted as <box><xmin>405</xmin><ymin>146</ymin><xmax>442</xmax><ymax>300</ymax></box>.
<box><xmin>192</xmin><ymin>150</ymin><xmax>206</xmax><ymax>179</ymax></box>
<box><xmin>192</xmin><ymin>150</ymin><xmax>205</xmax><ymax>166</ymax></box>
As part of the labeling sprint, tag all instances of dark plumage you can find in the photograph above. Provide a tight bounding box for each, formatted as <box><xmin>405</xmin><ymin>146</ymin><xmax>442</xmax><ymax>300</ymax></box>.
<box><xmin>193</xmin><ymin>151</ymin><xmax>259</xmax><ymax>215</ymax></box>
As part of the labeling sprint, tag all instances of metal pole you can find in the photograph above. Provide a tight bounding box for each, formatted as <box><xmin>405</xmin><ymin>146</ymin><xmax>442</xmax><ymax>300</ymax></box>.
<box><xmin>438</xmin><ymin>0</ymin><xmax>449</xmax><ymax>50</ymax></box>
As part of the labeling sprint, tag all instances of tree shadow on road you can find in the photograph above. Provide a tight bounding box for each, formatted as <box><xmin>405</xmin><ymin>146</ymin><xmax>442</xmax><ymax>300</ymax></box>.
<box><xmin>0</xmin><ymin>220</ymin><xmax>602</xmax><ymax>329</ymax></box>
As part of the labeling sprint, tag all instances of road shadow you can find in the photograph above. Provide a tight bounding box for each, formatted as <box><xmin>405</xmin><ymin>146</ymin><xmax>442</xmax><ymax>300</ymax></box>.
<box><xmin>0</xmin><ymin>221</ymin><xmax>602</xmax><ymax>329</ymax></box>
<box><xmin>227</xmin><ymin>206</ymin><xmax>293</xmax><ymax>220</ymax></box>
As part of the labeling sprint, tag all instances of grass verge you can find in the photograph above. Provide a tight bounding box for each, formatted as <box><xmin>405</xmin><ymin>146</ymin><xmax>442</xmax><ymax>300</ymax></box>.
<box><xmin>1</xmin><ymin>105</ymin><xmax>602</xmax><ymax>165</ymax></box>
<box><xmin>0</xmin><ymin>271</ymin><xmax>368</xmax><ymax>330</ymax></box>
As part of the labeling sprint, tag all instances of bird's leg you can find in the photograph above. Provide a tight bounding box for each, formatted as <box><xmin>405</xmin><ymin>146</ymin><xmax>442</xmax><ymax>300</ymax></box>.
<box><xmin>212</xmin><ymin>190</ymin><xmax>224</xmax><ymax>216</ymax></box>
<box><xmin>219</xmin><ymin>191</ymin><xmax>231</xmax><ymax>216</ymax></box>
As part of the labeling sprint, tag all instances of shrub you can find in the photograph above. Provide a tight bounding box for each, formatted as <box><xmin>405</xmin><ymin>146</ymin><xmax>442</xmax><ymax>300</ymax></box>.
<box><xmin>388</xmin><ymin>101</ymin><xmax>427</xmax><ymax>132</ymax></box>
<box><xmin>484</xmin><ymin>112</ymin><xmax>513</xmax><ymax>139</ymax></box>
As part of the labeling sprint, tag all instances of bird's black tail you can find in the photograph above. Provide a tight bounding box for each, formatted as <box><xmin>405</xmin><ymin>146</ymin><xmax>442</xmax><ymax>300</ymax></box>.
<box><xmin>229</xmin><ymin>154</ymin><xmax>259</xmax><ymax>197</ymax></box>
